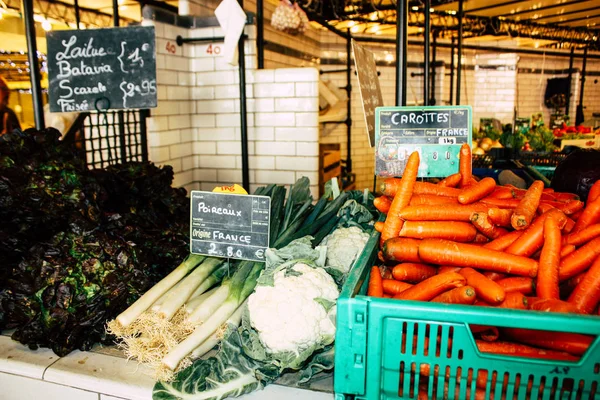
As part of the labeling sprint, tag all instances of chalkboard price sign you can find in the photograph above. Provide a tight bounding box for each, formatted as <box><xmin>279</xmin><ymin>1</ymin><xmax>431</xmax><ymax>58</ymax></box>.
<box><xmin>46</xmin><ymin>26</ymin><xmax>157</xmax><ymax>113</ymax></box>
<box><xmin>352</xmin><ymin>39</ymin><xmax>383</xmax><ymax>148</ymax></box>
<box><xmin>375</xmin><ymin>106</ymin><xmax>472</xmax><ymax>178</ymax></box>
<box><xmin>190</xmin><ymin>191</ymin><xmax>271</xmax><ymax>262</ymax></box>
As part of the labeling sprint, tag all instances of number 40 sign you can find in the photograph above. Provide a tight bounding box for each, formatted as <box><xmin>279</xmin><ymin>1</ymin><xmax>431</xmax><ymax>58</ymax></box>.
<box><xmin>202</xmin><ymin>44</ymin><xmax>222</xmax><ymax>56</ymax></box>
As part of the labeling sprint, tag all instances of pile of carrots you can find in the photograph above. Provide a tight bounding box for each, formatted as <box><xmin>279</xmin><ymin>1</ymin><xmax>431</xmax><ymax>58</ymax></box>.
<box><xmin>368</xmin><ymin>144</ymin><xmax>599</xmax><ymax>364</ymax></box>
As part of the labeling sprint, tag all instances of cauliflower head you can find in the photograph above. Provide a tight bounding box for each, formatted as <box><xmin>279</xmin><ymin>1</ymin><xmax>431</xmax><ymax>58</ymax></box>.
<box><xmin>247</xmin><ymin>263</ymin><xmax>339</xmax><ymax>354</ymax></box>
<box><xmin>321</xmin><ymin>226</ymin><xmax>370</xmax><ymax>273</ymax></box>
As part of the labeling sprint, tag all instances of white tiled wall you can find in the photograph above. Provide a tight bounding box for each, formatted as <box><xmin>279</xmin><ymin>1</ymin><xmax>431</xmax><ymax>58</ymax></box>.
<box><xmin>473</xmin><ymin>53</ymin><xmax>518</xmax><ymax>124</ymax></box>
<box><xmin>143</xmin><ymin>18</ymin><xmax>320</xmax><ymax>197</ymax></box>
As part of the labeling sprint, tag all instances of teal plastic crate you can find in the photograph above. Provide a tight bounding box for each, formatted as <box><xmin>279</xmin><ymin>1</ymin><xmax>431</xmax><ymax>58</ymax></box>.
<box><xmin>334</xmin><ymin>229</ymin><xmax>600</xmax><ymax>400</ymax></box>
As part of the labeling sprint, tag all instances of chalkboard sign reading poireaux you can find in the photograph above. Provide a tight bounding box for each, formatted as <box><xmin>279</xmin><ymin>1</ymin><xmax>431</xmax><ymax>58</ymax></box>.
<box><xmin>46</xmin><ymin>26</ymin><xmax>157</xmax><ymax>113</ymax></box>
<box><xmin>375</xmin><ymin>106</ymin><xmax>472</xmax><ymax>178</ymax></box>
<box><xmin>190</xmin><ymin>191</ymin><xmax>271</xmax><ymax>262</ymax></box>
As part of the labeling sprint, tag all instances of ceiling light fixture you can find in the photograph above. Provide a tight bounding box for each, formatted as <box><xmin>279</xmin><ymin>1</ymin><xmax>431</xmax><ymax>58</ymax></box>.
<box><xmin>41</xmin><ymin>19</ymin><xmax>52</xmax><ymax>31</ymax></box>
<box><xmin>411</xmin><ymin>6</ymin><xmax>419</xmax><ymax>11</ymax></box>
<box><xmin>350</xmin><ymin>25</ymin><xmax>360</xmax><ymax>33</ymax></box>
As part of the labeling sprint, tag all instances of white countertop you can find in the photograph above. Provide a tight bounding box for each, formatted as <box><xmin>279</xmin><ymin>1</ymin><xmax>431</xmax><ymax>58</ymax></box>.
<box><xmin>0</xmin><ymin>332</ymin><xmax>333</xmax><ymax>400</ymax></box>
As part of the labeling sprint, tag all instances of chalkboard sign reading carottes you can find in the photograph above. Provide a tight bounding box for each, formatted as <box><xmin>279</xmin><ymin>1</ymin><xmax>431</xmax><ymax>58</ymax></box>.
<box><xmin>375</xmin><ymin>106</ymin><xmax>472</xmax><ymax>178</ymax></box>
<box><xmin>190</xmin><ymin>191</ymin><xmax>271</xmax><ymax>262</ymax></box>
<box><xmin>46</xmin><ymin>26</ymin><xmax>157</xmax><ymax>113</ymax></box>
<box><xmin>352</xmin><ymin>39</ymin><xmax>383</xmax><ymax>148</ymax></box>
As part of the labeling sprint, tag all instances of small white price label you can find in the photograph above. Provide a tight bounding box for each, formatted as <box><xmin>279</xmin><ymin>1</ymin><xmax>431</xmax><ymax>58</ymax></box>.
<box><xmin>438</xmin><ymin>137</ymin><xmax>457</xmax><ymax>145</ymax></box>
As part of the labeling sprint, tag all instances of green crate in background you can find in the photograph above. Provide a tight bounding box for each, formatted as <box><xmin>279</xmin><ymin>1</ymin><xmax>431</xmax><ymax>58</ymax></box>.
<box><xmin>532</xmin><ymin>166</ymin><xmax>556</xmax><ymax>180</ymax></box>
<box><xmin>334</xmin><ymin>229</ymin><xmax>600</xmax><ymax>400</ymax></box>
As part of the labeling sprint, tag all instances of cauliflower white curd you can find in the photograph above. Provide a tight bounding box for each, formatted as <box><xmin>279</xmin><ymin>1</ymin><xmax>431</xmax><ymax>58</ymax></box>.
<box><xmin>247</xmin><ymin>263</ymin><xmax>339</xmax><ymax>354</ymax></box>
<box><xmin>321</xmin><ymin>226</ymin><xmax>370</xmax><ymax>273</ymax></box>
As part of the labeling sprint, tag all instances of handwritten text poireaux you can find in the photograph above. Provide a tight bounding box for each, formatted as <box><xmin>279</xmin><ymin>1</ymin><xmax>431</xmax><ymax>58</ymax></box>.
<box><xmin>197</xmin><ymin>202</ymin><xmax>243</xmax><ymax>217</ymax></box>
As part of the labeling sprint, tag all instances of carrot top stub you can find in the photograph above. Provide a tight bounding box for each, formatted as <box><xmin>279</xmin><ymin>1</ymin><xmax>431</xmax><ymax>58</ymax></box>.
<box><xmin>418</xmin><ymin>238</ymin><xmax>539</xmax><ymax>277</ymax></box>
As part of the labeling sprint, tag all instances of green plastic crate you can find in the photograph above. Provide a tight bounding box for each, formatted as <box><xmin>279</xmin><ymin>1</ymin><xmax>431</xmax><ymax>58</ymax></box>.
<box><xmin>334</xmin><ymin>230</ymin><xmax>600</xmax><ymax>400</ymax></box>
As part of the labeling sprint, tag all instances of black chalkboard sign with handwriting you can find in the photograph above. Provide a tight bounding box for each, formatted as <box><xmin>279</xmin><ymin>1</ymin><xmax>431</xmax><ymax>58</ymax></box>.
<box><xmin>375</xmin><ymin>106</ymin><xmax>472</xmax><ymax>178</ymax></box>
<box><xmin>190</xmin><ymin>191</ymin><xmax>271</xmax><ymax>262</ymax></box>
<box><xmin>353</xmin><ymin>39</ymin><xmax>383</xmax><ymax>148</ymax></box>
<box><xmin>46</xmin><ymin>26</ymin><xmax>157</xmax><ymax>113</ymax></box>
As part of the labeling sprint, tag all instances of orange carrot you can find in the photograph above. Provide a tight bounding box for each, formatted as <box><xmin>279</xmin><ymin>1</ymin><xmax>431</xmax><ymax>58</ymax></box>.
<box><xmin>480</xmin><ymin>197</ymin><xmax>521</xmax><ymax>209</ymax></box>
<box><xmin>476</xmin><ymin>340</ymin><xmax>579</xmax><ymax>361</ymax></box>
<box><xmin>458</xmin><ymin>177</ymin><xmax>496</xmax><ymax>205</ymax></box>
<box><xmin>473</xmin><ymin>233</ymin><xmax>489</xmax><ymax>244</ymax></box>
<box><xmin>438</xmin><ymin>266</ymin><xmax>462</xmax><ymax>274</ymax></box>
<box><xmin>400</xmin><ymin>221</ymin><xmax>477</xmax><ymax>242</ymax></box>
<box><xmin>471</xmin><ymin>212</ymin><xmax>506</xmax><ymax>239</ymax></box>
<box><xmin>572</xmin><ymin>198</ymin><xmax>600</xmax><ymax>233</ymax></box>
<box><xmin>553</xmin><ymin>192</ymin><xmax>578</xmax><ymax>202</ymax></box>
<box><xmin>408</xmin><ymin>194</ymin><xmax>459</xmax><ymax>206</ymax></box>
<box><xmin>529</xmin><ymin>298</ymin><xmax>582</xmax><ymax>314</ymax></box>
<box><xmin>537</xmin><ymin>217</ymin><xmax>561</xmax><ymax>299</ymax></box>
<box><xmin>382</xmin><ymin>238</ymin><xmax>422</xmax><ymax>263</ymax></box>
<box><xmin>374</xmin><ymin>221</ymin><xmax>384</xmax><ymax>232</ymax></box>
<box><xmin>564</xmin><ymin>223</ymin><xmax>600</xmax><ymax>246</ymax></box>
<box><xmin>487</xmin><ymin>207</ymin><xmax>513</xmax><ymax>227</ymax></box>
<box><xmin>496</xmin><ymin>292</ymin><xmax>528</xmax><ymax>309</ymax></box>
<box><xmin>490</xmin><ymin>187</ymin><xmax>515</xmax><ymax>199</ymax></box>
<box><xmin>560</xmin><ymin>200</ymin><xmax>585</xmax><ymax>215</ymax></box>
<box><xmin>563</xmin><ymin>217</ymin><xmax>576</xmax><ymax>233</ymax></box>
<box><xmin>483</xmin><ymin>230</ymin><xmax>523</xmax><ymax>251</ymax></box>
<box><xmin>382</xmin><ymin>279</ymin><xmax>413</xmax><ymax>295</ymax></box>
<box><xmin>431</xmin><ymin>286</ymin><xmax>476</xmax><ymax>304</ymax></box>
<box><xmin>367</xmin><ymin>266</ymin><xmax>384</xmax><ymax>297</ymax></box>
<box><xmin>459</xmin><ymin>143</ymin><xmax>472</xmax><ymax>188</ymax></box>
<box><xmin>568</xmin><ymin>254</ymin><xmax>600</xmax><ymax>314</ymax></box>
<box><xmin>537</xmin><ymin>202</ymin><xmax>555</xmax><ymax>215</ymax></box>
<box><xmin>399</xmin><ymin>204</ymin><xmax>490</xmax><ymax>221</ymax></box>
<box><xmin>393</xmin><ymin>271</ymin><xmax>466</xmax><ymax>301</ymax></box>
<box><xmin>438</xmin><ymin>172</ymin><xmax>462</xmax><ymax>188</ymax></box>
<box><xmin>470</xmin><ymin>325</ymin><xmax>500</xmax><ymax>342</ymax></box>
<box><xmin>391</xmin><ymin>263</ymin><xmax>437</xmax><ymax>283</ymax></box>
<box><xmin>496</xmin><ymin>277</ymin><xmax>535</xmax><ymax>295</ymax></box>
<box><xmin>502</xmin><ymin>328</ymin><xmax>592</xmax><ymax>356</ymax></box>
<box><xmin>588</xmin><ymin>180</ymin><xmax>600</xmax><ymax>203</ymax></box>
<box><xmin>381</xmin><ymin>179</ymin><xmax>460</xmax><ymax>198</ymax></box>
<box><xmin>505</xmin><ymin>209</ymin><xmax>567</xmax><ymax>257</ymax></box>
<box><xmin>459</xmin><ymin>267</ymin><xmax>505</xmax><ymax>304</ymax></box>
<box><xmin>511</xmin><ymin>180</ymin><xmax>544</xmax><ymax>230</ymax></box>
<box><xmin>373</xmin><ymin>196</ymin><xmax>392</xmax><ymax>214</ymax></box>
<box><xmin>380</xmin><ymin>152</ymin><xmax>420</xmax><ymax>245</ymax></box>
<box><xmin>559</xmin><ymin>236</ymin><xmax>600</xmax><ymax>281</ymax></box>
<box><xmin>571</xmin><ymin>210</ymin><xmax>583</xmax><ymax>221</ymax></box>
<box><xmin>560</xmin><ymin>244</ymin><xmax>576</xmax><ymax>258</ymax></box>
<box><xmin>417</xmin><ymin>238</ymin><xmax>538</xmax><ymax>277</ymax></box>
<box><xmin>482</xmin><ymin>271</ymin><xmax>507</xmax><ymax>281</ymax></box>
<box><xmin>382</xmin><ymin>293</ymin><xmax>392</xmax><ymax>298</ymax></box>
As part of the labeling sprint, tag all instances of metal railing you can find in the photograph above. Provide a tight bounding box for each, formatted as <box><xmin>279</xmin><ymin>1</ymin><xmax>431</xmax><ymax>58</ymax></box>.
<box><xmin>64</xmin><ymin>109</ymin><xmax>149</xmax><ymax>169</ymax></box>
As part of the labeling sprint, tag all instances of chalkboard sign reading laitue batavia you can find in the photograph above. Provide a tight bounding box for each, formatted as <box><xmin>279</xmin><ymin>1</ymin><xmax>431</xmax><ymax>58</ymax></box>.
<box><xmin>375</xmin><ymin>106</ymin><xmax>472</xmax><ymax>178</ymax></box>
<box><xmin>190</xmin><ymin>192</ymin><xmax>271</xmax><ymax>262</ymax></box>
<box><xmin>46</xmin><ymin>26</ymin><xmax>157</xmax><ymax>113</ymax></box>
<box><xmin>352</xmin><ymin>39</ymin><xmax>383</xmax><ymax>148</ymax></box>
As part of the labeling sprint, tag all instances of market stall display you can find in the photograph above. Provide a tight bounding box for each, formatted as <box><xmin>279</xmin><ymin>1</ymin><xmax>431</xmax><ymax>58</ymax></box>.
<box><xmin>336</xmin><ymin>144</ymin><xmax>600</xmax><ymax>399</ymax></box>
<box><xmin>0</xmin><ymin>128</ymin><xmax>190</xmax><ymax>356</ymax></box>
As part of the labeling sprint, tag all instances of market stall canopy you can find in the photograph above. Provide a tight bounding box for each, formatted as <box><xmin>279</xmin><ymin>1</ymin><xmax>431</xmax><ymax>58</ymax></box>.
<box><xmin>302</xmin><ymin>0</ymin><xmax>600</xmax><ymax>50</ymax></box>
